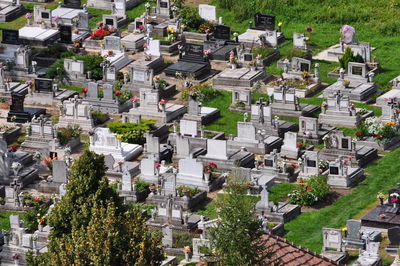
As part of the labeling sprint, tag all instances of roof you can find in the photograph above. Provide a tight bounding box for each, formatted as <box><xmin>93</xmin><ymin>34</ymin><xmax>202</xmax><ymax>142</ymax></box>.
<box><xmin>261</xmin><ymin>233</ymin><xmax>339</xmax><ymax>266</ymax></box>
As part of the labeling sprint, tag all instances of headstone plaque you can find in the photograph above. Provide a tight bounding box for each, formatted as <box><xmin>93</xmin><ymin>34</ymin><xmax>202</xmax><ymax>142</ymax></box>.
<box><xmin>185</xmin><ymin>43</ymin><xmax>203</xmax><ymax>56</ymax></box>
<box><xmin>105</xmin><ymin>18</ymin><xmax>114</xmax><ymax>26</ymax></box>
<box><xmin>214</xmin><ymin>25</ymin><xmax>231</xmax><ymax>40</ymax></box>
<box><xmin>2</xmin><ymin>29</ymin><xmax>19</xmax><ymax>45</ymax></box>
<box><xmin>244</xmin><ymin>53</ymin><xmax>253</xmax><ymax>62</ymax></box>
<box><xmin>254</xmin><ymin>13</ymin><xmax>275</xmax><ymax>31</ymax></box>
<box><xmin>64</xmin><ymin>0</ymin><xmax>81</xmax><ymax>9</ymax></box>
<box><xmin>160</xmin><ymin>1</ymin><xmax>168</xmax><ymax>8</ymax></box>
<box><xmin>59</xmin><ymin>25</ymin><xmax>72</xmax><ymax>44</ymax></box>
<box><xmin>35</xmin><ymin>78</ymin><xmax>53</xmax><ymax>93</ymax></box>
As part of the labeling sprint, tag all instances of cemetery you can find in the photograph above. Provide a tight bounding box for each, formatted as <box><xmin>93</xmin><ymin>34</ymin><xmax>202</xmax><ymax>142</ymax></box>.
<box><xmin>1</xmin><ymin>0</ymin><xmax>400</xmax><ymax>264</ymax></box>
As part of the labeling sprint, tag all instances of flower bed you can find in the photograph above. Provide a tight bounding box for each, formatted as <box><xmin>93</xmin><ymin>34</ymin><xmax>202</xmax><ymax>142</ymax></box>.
<box><xmin>57</xmin><ymin>125</ymin><xmax>82</xmax><ymax>146</ymax></box>
<box><xmin>354</xmin><ymin>118</ymin><xmax>400</xmax><ymax>151</ymax></box>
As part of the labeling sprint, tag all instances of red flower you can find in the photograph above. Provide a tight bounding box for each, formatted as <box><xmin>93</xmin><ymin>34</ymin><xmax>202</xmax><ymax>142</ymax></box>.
<box><xmin>155</xmin><ymin>163</ymin><xmax>161</xmax><ymax>169</ymax></box>
<box><xmin>82</xmin><ymin>88</ymin><xmax>88</xmax><ymax>93</ymax></box>
<box><xmin>115</xmin><ymin>91</ymin><xmax>122</xmax><ymax>96</ymax></box>
<box><xmin>355</xmin><ymin>132</ymin><xmax>362</xmax><ymax>136</ymax></box>
<box><xmin>208</xmin><ymin>162</ymin><xmax>217</xmax><ymax>169</ymax></box>
<box><xmin>130</xmin><ymin>96</ymin><xmax>138</xmax><ymax>102</ymax></box>
<box><xmin>159</xmin><ymin>99</ymin><xmax>168</xmax><ymax>105</ymax></box>
<box><xmin>90</xmin><ymin>28</ymin><xmax>111</xmax><ymax>40</ymax></box>
<box><xmin>139</xmin><ymin>24</ymin><xmax>144</xmax><ymax>30</ymax></box>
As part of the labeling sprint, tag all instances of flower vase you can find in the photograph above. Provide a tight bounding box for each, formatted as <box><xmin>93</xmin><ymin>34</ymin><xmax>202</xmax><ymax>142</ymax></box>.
<box><xmin>132</xmin><ymin>102</ymin><xmax>138</xmax><ymax>108</ymax></box>
<box><xmin>14</xmin><ymin>259</ymin><xmax>19</xmax><ymax>266</ymax></box>
<box><xmin>27</xmin><ymin>19</ymin><xmax>31</xmax><ymax>25</ymax></box>
<box><xmin>379</xmin><ymin>198</ymin><xmax>384</xmax><ymax>205</ymax></box>
<box><xmin>231</xmin><ymin>64</ymin><xmax>237</xmax><ymax>70</ymax></box>
<box><xmin>173</xmin><ymin>168</ymin><xmax>178</xmax><ymax>174</ymax></box>
<box><xmin>251</xmin><ymin>66</ymin><xmax>256</xmax><ymax>71</ymax></box>
<box><xmin>38</xmin><ymin>224</ymin><xmax>43</xmax><ymax>232</ymax></box>
<box><xmin>184</xmin><ymin>252</ymin><xmax>190</xmax><ymax>262</ymax></box>
<box><xmin>394</xmin><ymin>203</ymin><xmax>397</xmax><ymax>208</ymax></box>
<box><xmin>204</xmin><ymin>172</ymin><xmax>210</xmax><ymax>182</ymax></box>
<box><xmin>322</xmin><ymin>106</ymin><xmax>326</xmax><ymax>114</ymax></box>
<box><xmin>161</xmin><ymin>105</ymin><xmax>166</xmax><ymax>112</ymax></box>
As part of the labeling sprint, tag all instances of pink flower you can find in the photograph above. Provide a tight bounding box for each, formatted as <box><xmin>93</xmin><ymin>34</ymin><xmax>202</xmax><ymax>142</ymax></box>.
<box><xmin>82</xmin><ymin>88</ymin><xmax>88</xmax><ymax>93</ymax></box>
<box><xmin>155</xmin><ymin>163</ymin><xmax>161</xmax><ymax>169</ymax></box>
<box><xmin>203</xmin><ymin>49</ymin><xmax>211</xmax><ymax>55</ymax></box>
<box><xmin>159</xmin><ymin>99</ymin><xmax>168</xmax><ymax>105</ymax></box>
<box><xmin>139</xmin><ymin>24</ymin><xmax>144</xmax><ymax>30</ymax></box>
<box><xmin>178</xmin><ymin>45</ymin><xmax>183</xmax><ymax>50</ymax></box>
<box><xmin>52</xmin><ymin>16</ymin><xmax>61</xmax><ymax>22</ymax></box>
<box><xmin>25</xmin><ymin>13</ymin><xmax>32</xmax><ymax>19</ymax></box>
<box><xmin>391</xmin><ymin>197</ymin><xmax>398</xmax><ymax>203</ymax></box>
<box><xmin>205</xmin><ymin>29</ymin><xmax>210</xmax><ymax>34</ymax></box>
<box><xmin>130</xmin><ymin>96</ymin><xmax>138</xmax><ymax>102</ymax></box>
<box><xmin>115</xmin><ymin>91</ymin><xmax>122</xmax><ymax>96</ymax></box>
<box><xmin>143</xmin><ymin>43</ymin><xmax>148</xmax><ymax>48</ymax></box>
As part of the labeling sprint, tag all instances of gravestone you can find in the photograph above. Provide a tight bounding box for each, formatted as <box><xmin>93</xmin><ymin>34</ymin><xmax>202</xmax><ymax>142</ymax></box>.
<box><xmin>59</xmin><ymin>25</ymin><xmax>72</xmax><ymax>44</ymax></box>
<box><xmin>10</xmin><ymin>215</ymin><xmax>21</xmax><ymax>229</ymax></box>
<box><xmin>185</xmin><ymin>43</ymin><xmax>204</xmax><ymax>56</ymax></box>
<box><xmin>104</xmin><ymin>36</ymin><xmax>121</xmax><ymax>51</ymax></box>
<box><xmin>121</xmin><ymin>169</ymin><xmax>132</xmax><ymax>191</ymax></box>
<box><xmin>52</xmin><ymin>160</ymin><xmax>68</xmax><ymax>183</ymax></box>
<box><xmin>214</xmin><ymin>25</ymin><xmax>231</xmax><ymax>40</ymax></box>
<box><xmin>180</xmin><ymin>120</ymin><xmax>198</xmax><ymax>137</ymax></box>
<box><xmin>64</xmin><ymin>0</ymin><xmax>81</xmax><ymax>9</ymax></box>
<box><xmin>205</xmin><ymin>139</ymin><xmax>228</xmax><ymax>160</ymax></box>
<box><xmin>103</xmin><ymin>83</ymin><xmax>114</xmax><ymax>100</ymax></box>
<box><xmin>35</xmin><ymin>78</ymin><xmax>53</xmax><ymax>93</ymax></box>
<box><xmin>280</xmin><ymin>132</ymin><xmax>299</xmax><ymax>159</ymax></box>
<box><xmin>10</xmin><ymin>93</ymin><xmax>24</xmax><ymax>112</ymax></box>
<box><xmin>148</xmin><ymin>39</ymin><xmax>161</xmax><ymax>57</ymax></box>
<box><xmin>388</xmin><ymin>227</ymin><xmax>400</xmax><ymax>247</ymax></box>
<box><xmin>198</xmin><ymin>4</ymin><xmax>216</xmax><ymax>21</ymax></box>
<box><xmin>254</xmin><ymin>13</ymin><xmax>275</xmax><ymax>31</ymax></box>
<box><xmin>1</xmin><ymin>29</ymin><xmax>19</xmax><ymax>45</ymax></box>
<box><xmin>323</xmin><ymin>228</ymin><xmax>343</xmax><ymax>252</ymax></box>
<box><xmin>104</xmin><ymin>154</ymin><xmax>115</xmax><ymax>170</ymax></box>
<box><xmin>162</xmin><ymin>225</ymin><xmax>173</xmax><ymax>247</ymax></box>
<box><xmin>87</xmin><ymin>82</ymin><xmax>98</xmax><ymax>98</ymax></box>
<box><xmin>255</xmin><ymin>185</ymin><xmax>269</xmax><ymax>210</ymax></box>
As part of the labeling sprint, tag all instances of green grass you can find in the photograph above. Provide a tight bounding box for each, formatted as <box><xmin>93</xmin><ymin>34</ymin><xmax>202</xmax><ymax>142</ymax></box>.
<box><xmin>284</xmin><ymin>147</ymin><xmax>400</xmax><ymax>252</ymax></box>
<box><xmin>203</xmin><ymin>91</ymin><xmax>243</xmax><ymax>136</ymax></box>
<box><xmin>0</xmin><ymin>211</ymin><xmax>24</xmax><ymax>231</ymax></box>
<box><xmin>269</xmin><ymin>183</ymin><xmax>296</xmax><ymax>203</ymax></box>
<box><xmin>88</xmin><ymin>8</ymin><xmax>111</xmax><ymax>29</ymax></box>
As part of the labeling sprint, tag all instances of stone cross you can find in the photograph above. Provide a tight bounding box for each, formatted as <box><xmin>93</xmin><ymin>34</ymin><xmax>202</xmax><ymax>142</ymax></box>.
<box><xmin>256</xmin><ymin>98</ymin><xmax>267</xmax><ymax>124</ymax></box>
<box><xmin>334</xmin><ymin>90</ymin><xmax>343</xmax><ymax>111</ymax></box>
<box><xmin>0</xmin><ymin>64</ymin><xmax>5</xmax><ymax>91</ymax></box>
<box><xmin>280</xmin><ymin>84</ymin><xmax>289</xmax><ymax>104</ymax></box>
<box><xmin>387</xmin><ymin>98</ymin><xmax>398</xmax><ymax>121</ymax></box>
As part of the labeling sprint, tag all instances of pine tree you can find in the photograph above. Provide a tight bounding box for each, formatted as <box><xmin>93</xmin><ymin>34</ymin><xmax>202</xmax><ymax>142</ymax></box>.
<box><xmin>206</xmin><ymin>183</ymin><xmax>272</xmax><ymax>265</ymax></box>
<box><xmin>27</xmin><ymin>150</ymin><xmax>164</xmax><ymax>265</ymax></box>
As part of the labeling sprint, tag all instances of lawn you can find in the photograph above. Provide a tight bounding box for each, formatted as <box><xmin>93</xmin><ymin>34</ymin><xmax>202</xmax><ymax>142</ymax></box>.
<box><xmin>203</xmin><ymin>90</ymin><xmax>243</xmax><ymax>136</ymax></box>
<box><xmin>0</xmin><ymin>211</ymin><xmax>24</xmax><ymax>231</ymax></box>
<box><xmin>284</xmin><ymin>147</ymin><xmax>400</xmax><ymax>252</ymax></box>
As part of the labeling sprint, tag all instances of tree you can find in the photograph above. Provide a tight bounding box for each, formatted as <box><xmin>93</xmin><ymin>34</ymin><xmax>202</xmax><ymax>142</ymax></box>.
<box><xmin>206</xmin><ymin>180</ymin><xmax>273</xmax><ymax>265</ymax></box>
<box><xmin>339</xmin><ymin>46</ymin><xmax>355</xmax><ymax>70</ymax></box>
<box><xmin>28</xmin><ymin>150</ymin><xmax>164</xmax><ymax>265</ymax></box>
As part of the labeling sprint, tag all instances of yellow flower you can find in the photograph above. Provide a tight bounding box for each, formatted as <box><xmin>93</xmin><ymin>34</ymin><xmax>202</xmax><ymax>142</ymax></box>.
<box><xmin>278</xmin><ymin>22</ymin><xmax>283</xmax><ymax>27</ymax></box>
<box><xmin>386</xmin><ymin>121</ymin><xmax>395</xmax><ymax>126</ymax></box>
<box><xmin>341</xmin><ymin>227</ymin><xmax>347</xmax><ymax>231</ymax></box>
<box><xmin>116</xmin><ymin>134</ymin><xmax>123</xmax><ymax>140</ymax></box>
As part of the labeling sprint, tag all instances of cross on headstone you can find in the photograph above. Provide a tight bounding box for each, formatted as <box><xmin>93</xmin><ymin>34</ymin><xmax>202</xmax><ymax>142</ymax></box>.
<box><xmin>280</xmin><ymin>84</ymin><xmax>289</xmax><ymax>104</ymax></box>
<box><xmin>334</xmin><ymin>90</ymin><xmax>343</xmax><ymax>110</ymax></box>
<box><xmin>256</xmin><ymin>98</ymin><xmax>267</xmax><ymax>124</ymax></box>
<box><xmin>387</xmin><ymin>98</ymin><xmax>398</xmax><ymax>121</ymax></box>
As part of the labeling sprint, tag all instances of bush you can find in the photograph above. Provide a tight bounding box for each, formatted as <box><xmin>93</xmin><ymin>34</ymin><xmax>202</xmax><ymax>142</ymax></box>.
<box><xmin>115</xmin><ymin>90</ymin><xmax>132</xmax><ymax>104</ymax></box>
<box><xmin>46</xmin><ymin>55</ymin><xmax>104</xmax><ymax>81</ymax></box>
<box><xmin>177</xmin><ymin>186</ymin><xmax>200</xmax><ymax>197</ymax></box>
<box><xmin>198</xmin><ymin>21</ymin><xmax>215</xmax><ymax>33</ymax></box>
<box><xmin>181</xmin><ymin>84</ymin><xmax>222</xmax><ymax>102</ymax></box>
<box><xmin>107</xmin><ymin>120</ymin><xmax>156</xmax><ymax>145</ymax></box>
<box><xmin>180</xmin><ymin>7</ymin><xmax>204</xmax><ymax>31</ymax></box>
<box><xmin>286</xmin><ymin>48</ymin><xmax>309</xmax><ymax>60</ymax></box>
<box><xmin>135</xmin><ymin>179</ymin><xmax>150</xmax><ymax>191</ymax></box>
<box><xmin>91</xmin><ymin>111</ymin><xmax>109</xmax><ymax>126</ymax></box>
<box><xmin>288</xmin><ymin>176</ymin><xmax>331</xmax><ymax>206</ymax></box>
<box><xmin>57</xmin><ymin>125</ymin><xmax>81</xmax><ymax>146</ymax></box>
<box><xmin>23</xmin><ymin>195</ymin><xmax>52</xmax><ymax>233</ymax></box>
<box><xmin>251</xmin><ymin>47</ymin><xmax>275</xmax><ymax>59</ymax></box>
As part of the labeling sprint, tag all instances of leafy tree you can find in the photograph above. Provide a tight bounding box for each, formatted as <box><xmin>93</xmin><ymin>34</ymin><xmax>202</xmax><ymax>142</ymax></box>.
<box><xmin>339</xmin><ymin>46</ymin><xmax>355</xmax><ymax>70</ymax></box>
<box><xmin>206</xmin><ymin>181</ymin><xmax>272</xmax><ymax>265</ymax></box>
<box><xmin>27</xmin><ymin>150</ymin><xmax>164</xmax><ymax>265</ymax></box>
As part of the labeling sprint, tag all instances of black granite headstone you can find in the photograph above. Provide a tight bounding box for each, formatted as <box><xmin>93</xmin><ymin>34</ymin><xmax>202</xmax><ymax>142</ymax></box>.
<box><xmin>35</xmin><ymin>78</ymin><xmax>53</xmax><ymax>93</ymax></box>
<box><xmin>388</xmin><ymin>227</ymin><xmax>400</xmax><ymax>245</ymax></box>
<box><xmin>254</xmin><ymin>13</ymin><xmax>275</xmax><ymax>31</ymax></box>
<box><xmin>300</xmin><ymin>62</ymin><xmax>309</xmax><ymax>72</ymax></box>
<box><xmin>1</xmin><ymin>29</ymin><xmax>19</xmax><ymax>45</ymax></box>
<box><xmin>185</xmin><ymin>43</ymin><xmax>204</xmax><ymax>56</ymax></box>
<box><xmin>64</xmin><ymin>0</ymin><xmax>81</xmax><ymax>9</ymax></box>
<box><xmin>41</xmin><ymin>12</ymin><xmax>50</xmax><ymax>19</ymax></box>
<box><xmin>214</xmin><ymin>25</ymin><xmax>231</xmax><ymax>40</ymax></box>
<box><xmin>59</xmin><ymin>25</ymin><xmax>72</xmax><ymax>44</ymax></box>
<box><xmin>10</xmin><ymin>93</ymin><xmax>25</xmax><ymax>112</ymax></box>
<box><xmin>341</xmin><ymin>138</ymin><xmax>349</xmax><ymax>149</ymax></box>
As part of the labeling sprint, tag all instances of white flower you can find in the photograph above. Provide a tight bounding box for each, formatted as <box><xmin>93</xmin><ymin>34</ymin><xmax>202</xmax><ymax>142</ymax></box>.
<box><xmin>11</xmin><ymin>162</ymin><xmax>21</xmax><ymax>169</ymax></box>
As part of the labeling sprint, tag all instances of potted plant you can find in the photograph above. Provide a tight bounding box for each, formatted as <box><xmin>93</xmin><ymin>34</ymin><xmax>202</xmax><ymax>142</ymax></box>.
<box><xmin>203</xmin><ymin>162</ymin><xmax>217</xmax><ymax>181</ymax></box>
<box><xmin>321</xmin><ymin>101</ymin><xmax>328</xmax><ymax>113</ymax></box>
<box><xmin>130</xmin><ymin>96</ymin><xmax>139</xmax><ymax>107</ymax></box>
<box><xmin>37</xmin><ymin>216</ymin><xmax>46</xmax><ymax>231</ymax></box>
<box><xmin>248</xmin><ymin>60</ymin><xmax>257</xmax><ymax>71</ymax></box>
<box><xmin>12</xmin><ymin>253</ymin><xmax>21</xmax><ymax>265</ymax></box>
<box><xmin>377</xmin><ymin>192</ymin><xmax>386</xmax><ymax>205</ymax></box>
<box><xmin>229</xmin><ymin>50</ymin><xmax>238</xmax><ymax>69</ymax></box>
<box><xmin>342</xmin><ymin>80</ymin><xmax>350</xmax><ymax>88</ymax></box>
<box><xmin>159</xmin><ymin>99</ymin><xmax>168</xmax><ymax>112</ymax></box>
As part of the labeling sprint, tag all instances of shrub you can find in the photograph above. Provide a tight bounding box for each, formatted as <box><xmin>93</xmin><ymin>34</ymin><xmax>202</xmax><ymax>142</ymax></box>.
<box><xmin>286</xmin><ymin>48</ymin><xmax>309</xmax><ymax>60</ymax></box>
<box><xmin>198</xmin><ymin>21</ymin><xmax>215</xmax><ymax>33</ymax></box>
<box><xmin>180</xmin><ymin>7</ymin><xmax>204</xmax><ymax>31</ymax></box>
<box><xmin>135</xmin><ymin>179</ymin><xmax>150</xmax><ymax>191</ymax></box>
<box><xmin>57</xmin><ymin>125</ymin><xmax>81</xmax><ymax>146</ymax></box>
<box><xmin>177</xmin><ymin>186</ymin><xmax>200</xmax><ymax>197</ymax></box>
<box><xmin>91</xmin><ymin>111</ymin><xmax>109</xmax><ymax>126</ymax></box>
<box><xmin>107</xmin><ymin>120</ymin><xmax>156</xmax><ymax>145</ymax></box>
<box><xmin>339</xmin><ymin>47</ymin><xmax>354</xmax><ymax>70</ymax></box>
<box><xmin>288</xmin><ymin>176</ymin><xmax>330</xmax><ymax>206</ymax></box>
<box><xmin>181</xmin><ymin>84</ymin><xmax>222</xmax><ymax>101</ymax></box>
<box><xmin>115</xmin><ymin>90</ymin><xmax>132</xmax><ymax>104</ymax></box>
<box><xmin>251</xmin><ymin>47</ymin><xmax>275</xmax><ymax>59</ymax></box>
